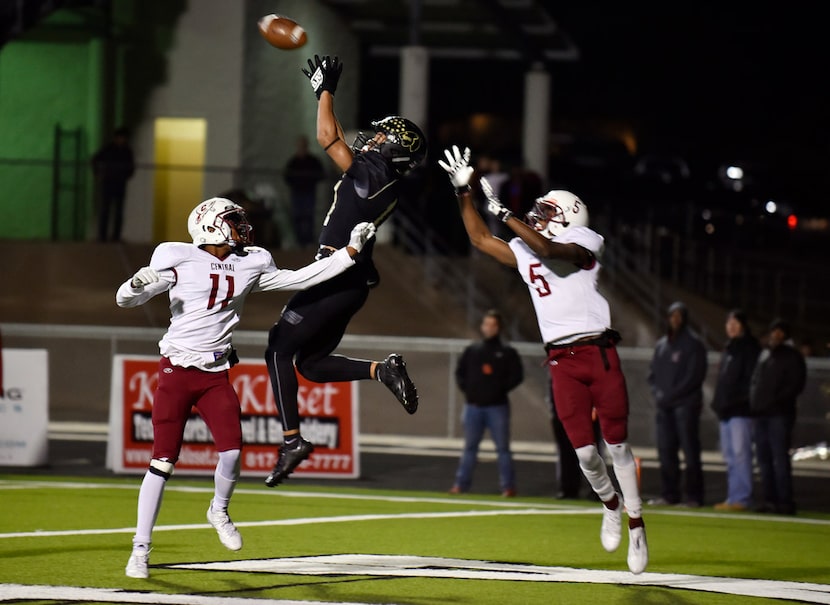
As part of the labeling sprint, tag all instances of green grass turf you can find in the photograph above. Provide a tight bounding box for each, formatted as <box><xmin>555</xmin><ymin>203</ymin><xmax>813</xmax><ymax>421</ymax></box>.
<box><xmin>1</xmin><ymin>474</ymin><xmax>829</xmax><ymax>605</ymax></box>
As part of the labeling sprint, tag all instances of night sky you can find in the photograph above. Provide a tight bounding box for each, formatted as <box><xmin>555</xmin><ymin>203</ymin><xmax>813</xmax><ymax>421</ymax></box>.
<box><xmin>363</xmin><ymin>5</ymin><xmax>829</xmax><ymax>215</ymax></box>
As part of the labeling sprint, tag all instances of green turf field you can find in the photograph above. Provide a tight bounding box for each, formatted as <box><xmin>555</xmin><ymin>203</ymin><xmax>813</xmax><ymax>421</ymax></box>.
<box><xmin>1</xmin><ymin>474</ymin><xmax>829</xmax><ymax>605</ymax></box>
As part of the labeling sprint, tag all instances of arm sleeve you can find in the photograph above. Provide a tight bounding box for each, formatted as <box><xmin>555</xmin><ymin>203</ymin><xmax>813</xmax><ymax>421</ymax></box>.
<box><xmin>254</xmin><ymin>247</ymin><xmax>354</xmax><ymax>292</ymax></box>
<box><xmin>455</xmin><ymin>348</ymin><xmax>469</xmax><ymax>393</ymax></box>
<box><xmin>115</xmin><ymin>275</ymin><xmax>171</xmax><ymax>308</ymax></box>
<box><xmin>506</xmin><ymin>348</ymin><xmax>524</xmax><ymax>390</ymax></box>
<box><xmin>115</xmin><ymin>243</ymin><xmax>178</xmax><ymax>307</ymax></box>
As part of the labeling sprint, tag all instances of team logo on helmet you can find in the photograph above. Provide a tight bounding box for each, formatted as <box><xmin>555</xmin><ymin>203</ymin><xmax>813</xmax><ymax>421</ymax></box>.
<box><xmin>399</xmin><ymin>130</ymin><xmax>421</xmax><ymax>152</ymax></box>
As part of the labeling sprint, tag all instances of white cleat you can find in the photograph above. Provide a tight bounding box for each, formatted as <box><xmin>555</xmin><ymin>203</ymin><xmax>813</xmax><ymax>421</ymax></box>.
<box><xmin>207</xmin><ymin>501</ymin><xmax>243</xmax><ymax>551</ymax></box>
<box><xmin>627</xmin><ymin>525</ymin><xmax>649</xmax><ymax>574</ymax></box>
<box><xmin>125</xmin><ymin>546</ymin><xmax>150</xmax><ymax>579</ymax></box>
<box><xmin>600</xmin><ymin>495</ymin><xmax>622</xmax><ymax>552</ymax></box>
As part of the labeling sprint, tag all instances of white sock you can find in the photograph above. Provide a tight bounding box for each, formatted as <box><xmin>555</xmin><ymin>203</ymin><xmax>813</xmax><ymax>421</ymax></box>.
<box><xmin>212</xmin><ymin>449</ymin><xmax>241</xmax><ymax>511</ymax></box>
<box><xmin>607</xmin><ymin>441</ymin><xmax>643</xmax><ymax>519</ymax></box>
<box><xmin>575</xmin><ymin>444</ymin><xmax>616</xmax><ymax>502</ymax></box>
<box><xmin>133</xmin><ymin>470</ymin><xmax>166</xmax><ymax>547</ymax></box>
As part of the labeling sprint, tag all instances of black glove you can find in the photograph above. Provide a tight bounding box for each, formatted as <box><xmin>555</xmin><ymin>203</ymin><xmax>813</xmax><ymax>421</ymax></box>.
<box><xmin>301</xmin><ymin>54</ymin><xmax>343</xmax><ymax>99</ymax></box>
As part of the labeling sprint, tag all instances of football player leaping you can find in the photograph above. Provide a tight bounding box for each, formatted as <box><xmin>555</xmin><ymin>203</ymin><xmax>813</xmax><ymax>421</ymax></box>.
<box><xmin>263</xmin><ymin>55</ymin><xmax>426</xmax><ymax>488</ymax></box>
<box><xmin>439</xmin><ymin>145</ymin><xmax>648</xmax><ymax>575</ymax></box>
<box><xmin>117</xmin><ymin>197</ymin><xmax>375</xmax><ymax>579</ymax></box>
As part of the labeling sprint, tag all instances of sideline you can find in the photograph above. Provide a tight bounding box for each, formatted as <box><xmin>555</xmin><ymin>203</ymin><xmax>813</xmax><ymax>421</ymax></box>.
<box><xmin>2</xmin><ymin>479</ymin><xmax>829</xmax><ymax>542</ymax></box>
<box><xmin>45</xmin><ymin>421</ymin><xmax>830</xmax><ymax>476</ymax></box>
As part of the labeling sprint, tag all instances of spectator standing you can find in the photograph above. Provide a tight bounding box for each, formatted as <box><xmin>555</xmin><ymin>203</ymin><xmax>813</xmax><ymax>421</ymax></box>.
<box><xmin>92</xmin><ymin>126</ymin><xmax>135</xmax><ymax>242</ymax></box>
<box><xmin>711</xmin><ymin>309</ymin><xmax>761</xmax><ymax>511</ymax></box>
<box><xmin>750</xmin><ymin>318</ymin><xmax>806</xmax><ymax>515</ymax></box>
<box><xmin>647</xmin><ymin>301</ymin><xmax>708</xmax><ymax>507</ymax></box>
<box><xmin>449</xmin><ymin>309</ymin><xmax>524</xmax><ymax>497</ymax></box>
<box><xmin>284</xmin><ymin>135</ymin><xmax>325</xmax><ymax>247</ymax></box>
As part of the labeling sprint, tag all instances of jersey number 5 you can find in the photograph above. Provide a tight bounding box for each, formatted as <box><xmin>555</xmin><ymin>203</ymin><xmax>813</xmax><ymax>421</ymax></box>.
<box><xmin>528</xmin><ymin>263</ymin><xmax>551</xmax><ymax>297</ymax></box>
<box><xmin>207</xmin><ymin>274</ymin><xmax>235</xmax><ymax>309</ymax></box>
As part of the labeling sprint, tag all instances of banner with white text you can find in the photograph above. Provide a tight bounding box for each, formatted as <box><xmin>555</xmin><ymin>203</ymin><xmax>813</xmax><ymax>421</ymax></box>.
<box><xmin>0</xmin><ymin>349</ymin><xmax>48</xmax><ymax>466</ymax></box>
<box><xmin>106</xmin><ymin>354</ymin><xmax>359</xmax><ymax>478</ymax></box>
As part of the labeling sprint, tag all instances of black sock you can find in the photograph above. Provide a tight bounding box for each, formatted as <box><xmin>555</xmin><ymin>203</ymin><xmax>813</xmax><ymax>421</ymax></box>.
<box><xmin>284</xmin><ymin>435</ymin><xmax>299</xmax><ymax>449</ymax></box>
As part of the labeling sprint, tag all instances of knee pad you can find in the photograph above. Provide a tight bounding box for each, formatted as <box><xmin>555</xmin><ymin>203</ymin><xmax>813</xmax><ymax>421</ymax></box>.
<box><xmin>607</xmin><ymin>441</ymin><xmax>634</xmax><ymax>467</ymax></box>
<box><xmin>574</xmin><ymin>444</ymin><xmax>603</xmax><ymax>472</ymax></box>
<box><xmin>149</xmin><ymin>458</ymin><xmax>175</xmax><ymax>480</ymax></box>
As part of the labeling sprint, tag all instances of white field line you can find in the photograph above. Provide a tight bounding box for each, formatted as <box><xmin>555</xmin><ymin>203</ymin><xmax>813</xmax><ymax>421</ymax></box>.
<box><xmin>0</xmin><ymin>584</ymin><xmax>375</xmax><ymax>605</ymax></box>
<box><xmin>1</xmin><ymin>479</ymin><xmax>829</xmax><ymax>541</ymax></box>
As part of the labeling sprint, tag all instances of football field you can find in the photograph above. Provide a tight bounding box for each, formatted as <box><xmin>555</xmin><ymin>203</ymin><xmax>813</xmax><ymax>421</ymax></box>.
<box><xmin>1</xmin><ymin>474</ymin><xmax>829</xmax><ymax>605</ymax></box>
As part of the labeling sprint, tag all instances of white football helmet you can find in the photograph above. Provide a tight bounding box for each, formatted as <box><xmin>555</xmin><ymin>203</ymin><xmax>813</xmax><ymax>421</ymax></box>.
<box><xmin>525</xmin><ymin>190</ymin><xmax>588</xmax><ymax>239</ymax></box>
<box><xmin>187</xmin><ymin>197</ymin><xmax>252</xmax><ymax>247</ymax></box>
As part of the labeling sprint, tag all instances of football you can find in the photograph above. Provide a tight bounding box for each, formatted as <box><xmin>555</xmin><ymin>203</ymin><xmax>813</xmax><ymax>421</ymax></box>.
<box><xmin>257</xmin><ymin>14</ymin><xmax>307</xmax><ymax>50</ymax></box>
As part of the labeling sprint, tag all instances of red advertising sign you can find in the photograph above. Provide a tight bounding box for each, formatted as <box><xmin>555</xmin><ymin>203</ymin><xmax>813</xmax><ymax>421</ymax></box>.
<box><xmin>107</xmin><ymin>355</ymin><xmax>359</xmax><ymax>478</ymax></box>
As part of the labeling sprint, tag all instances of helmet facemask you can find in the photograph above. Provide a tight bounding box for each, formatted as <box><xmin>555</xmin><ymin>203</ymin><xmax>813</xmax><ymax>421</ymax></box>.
<box><xmin>220</xmin><ymin>209</ymin><xmax>253</xmax><ymax>247</ymax></box>
<box><xmin>351</xmin><ymin>131</ymin><xmax>374</xmax><ymax>154</ymax></box>
<box><xmin>188</xmin><ymin>198</ymin><xmax>253</xmax><ymax>248</ymax></box>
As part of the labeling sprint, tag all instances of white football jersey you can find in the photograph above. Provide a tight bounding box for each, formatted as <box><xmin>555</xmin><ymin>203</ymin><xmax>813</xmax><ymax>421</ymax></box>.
<box><xmin>116</xmin><ymin>243</ymin><xmax>353</xmax><ymax>371</ymax></box>
<box><xmin>508</xmin><ymin>226</ymin><xmax>611</xmax><ymax>345</ymax></box>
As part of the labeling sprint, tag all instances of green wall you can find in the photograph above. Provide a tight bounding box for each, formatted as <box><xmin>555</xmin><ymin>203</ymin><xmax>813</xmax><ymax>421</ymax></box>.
<box><xmin>0</xmin><ymin>32</ymin><xmax>101</xmax><ymax>239</ymax></box>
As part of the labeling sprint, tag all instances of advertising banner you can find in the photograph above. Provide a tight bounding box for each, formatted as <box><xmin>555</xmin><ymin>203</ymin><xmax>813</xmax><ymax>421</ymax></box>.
<box><xmin>0</xmin><ymin>349</ymin><xmax>48</xmax><ymax>466</ymax></box>
<box><xmin>107</xmin><ymin>355</ymin><xmax>359</xmax><ymax>478</ymax></box>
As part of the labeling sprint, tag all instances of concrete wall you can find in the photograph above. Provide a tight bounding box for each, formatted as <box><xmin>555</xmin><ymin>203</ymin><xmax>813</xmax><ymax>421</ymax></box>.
<box><xmin>124</xmin><ymin>0</ymin><xmax>246</xmax><ymax>242</ymax></box>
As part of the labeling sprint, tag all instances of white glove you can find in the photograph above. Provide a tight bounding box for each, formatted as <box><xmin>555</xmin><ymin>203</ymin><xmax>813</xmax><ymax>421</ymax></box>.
<box><xmin>481</xmin><ymin>177</ymin><xmax>513</xmax><ymax>223</ymax></box>
<box><xmin>348</xmin><ymin>221</ymin><xmax>376</xmax><ymax>253</ymax></box>
<box><xmin>130</xmin><ymin>266</ymin><xmax>160</xmax><ymax>289</ymax></box>
<box><xmin>438</xmin><ymin>145</ymin><xmax>474</xmax><ymax>191</ymax></box>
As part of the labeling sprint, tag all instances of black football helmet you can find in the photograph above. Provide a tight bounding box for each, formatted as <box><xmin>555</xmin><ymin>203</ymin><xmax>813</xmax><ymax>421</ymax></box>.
<box><xmin>370</xmin><ymin>116</ymin><xmax>427</xmax><ymax>175</ymax></box>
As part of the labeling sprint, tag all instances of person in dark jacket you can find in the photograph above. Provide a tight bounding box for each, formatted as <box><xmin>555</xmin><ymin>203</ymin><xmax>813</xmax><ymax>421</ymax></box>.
<box><xmin>284</xmin><ymin>135</ymin><xmax>325</xmax><ymax>247</ymax></box>
<box><xmin>449</xmin><ymin>309</ymin><xmax>524</xmax><ymax>497</ymax></box>
<box><xmin>750</xmin><ymin>318</ymin><xmax>807</xmax><ymax>515</ymax></box>
<box><xmin>647</xmin><ymin>301</ymin><xmax>708</xmax><ymax>506</ymax></box>
<box><xmin>92</xmin><ymin>126</ymin><xmax>135</xmax><ymax>242</ymax></box>
<box><xmin>711</xmin><ymin>309</ymin><xmax>761</xmax><ymax>511</ymax></box>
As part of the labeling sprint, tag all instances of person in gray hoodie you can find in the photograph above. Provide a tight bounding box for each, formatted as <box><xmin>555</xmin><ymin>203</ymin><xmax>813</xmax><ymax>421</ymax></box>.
<box><xmin>647</xmin><ymin>301</ymin><xmax>708</xmax><ymax>506</ymax></box>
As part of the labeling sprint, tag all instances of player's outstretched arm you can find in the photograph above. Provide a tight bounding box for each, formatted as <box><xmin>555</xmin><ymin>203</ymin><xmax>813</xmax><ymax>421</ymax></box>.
<box><xmin>438</xmin><ymin>145</ymin><xmax>516</xmax><ymax>268</ymax></box>
<box><xmin>115</xmin><ymin>266</ymin><xmax>170</xmax><ymax>308</ymax></box>
<box><xmin>303</xmin><ymin>54</ymin><xmax>352</xmax><ymax>171</ymax></box>
<box><xmin>255</xmin><ymin>222</ymin><xmax>375</xmax><ymax>292</ymax></box>
<box><xmin>505</xmin><ymin>217</ymin><xmax>593</xmax><ymax>267</ymax></box>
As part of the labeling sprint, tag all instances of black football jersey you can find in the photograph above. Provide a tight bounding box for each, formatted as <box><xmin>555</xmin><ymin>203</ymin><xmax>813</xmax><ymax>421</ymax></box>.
<box><xmin>318</xmin><ymin>151</ymin><xmax>400</xmax><ymax>259</ymax></box>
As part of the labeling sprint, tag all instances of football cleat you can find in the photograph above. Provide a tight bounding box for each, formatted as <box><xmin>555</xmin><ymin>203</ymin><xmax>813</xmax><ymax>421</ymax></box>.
<box><xmin>600</xmin><ymin>494</ymin><xmax>623</xmax><ymax>552</ymax></box>
<box><xmin>206</xmin><ymin>501</ymin><xmax>243</xmax><ymax>551</ymax></box>
<box><xmin>125</xmin><ymin>546</ymin><xmax>150</xmax><ymax>579</ymax></box>
<box><xmin>377</xmin><ymin>353</ymin><xmax>419</xmax><ymax>414</ymax></box>
<box><xmin>627</xmin><ymin>525</ymin><xmax>649</xmax><ymax>574</ymax></box>
<box><xmin>264</xmin><ymin>438</ymin><xmax>314</xmax><ymax>487</ymax></box>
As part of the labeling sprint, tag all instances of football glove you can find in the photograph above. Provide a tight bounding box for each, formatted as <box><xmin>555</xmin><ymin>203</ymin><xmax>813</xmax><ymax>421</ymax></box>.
<box><xmin>301</xmin><ymin>54</ymin><xmax>343</xmax><ymax>99</ymax></box>
<box><xmin>481</xmin><ymin>177</ymin><xmax>513</xmax><ymax>223</ymax></box>
<box><xmin>348</xmin><ymin>221</ymin><xmax>376</xmax><ymax>253</ymax></box>
<box><xmin>130</xmin><ymin>266</ymin><xmax>160</xmax><ymax>289</ymax></box>
<box><xmin>438</xmin><ymin>145</ymin><xmax>474</xmax><ymax>192</ymax></box>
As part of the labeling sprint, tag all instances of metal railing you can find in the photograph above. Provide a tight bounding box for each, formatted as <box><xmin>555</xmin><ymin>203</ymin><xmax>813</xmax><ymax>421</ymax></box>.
<box><xmin>3</xmin><ymin>323</ymin><xmax>829</xmax><ymax>456</ymax></box>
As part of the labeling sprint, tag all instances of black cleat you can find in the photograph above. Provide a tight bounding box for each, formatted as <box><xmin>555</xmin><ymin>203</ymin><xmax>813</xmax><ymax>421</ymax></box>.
<box><xmin>377</xmin><ymin>353</ymin><xmax>419</xmax><ymax>414</ymax></box>
<box><xmin>264</xmin><ymin>438</ymin><xmax>314</xmax><ymax>487</ymax></box>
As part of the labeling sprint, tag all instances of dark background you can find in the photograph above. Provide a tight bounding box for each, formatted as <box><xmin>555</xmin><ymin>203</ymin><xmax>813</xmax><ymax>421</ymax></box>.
<box><xmin>358</xmin><ymin>5</ymin><xmax>829</xmax><ymax>218</ymax></box>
